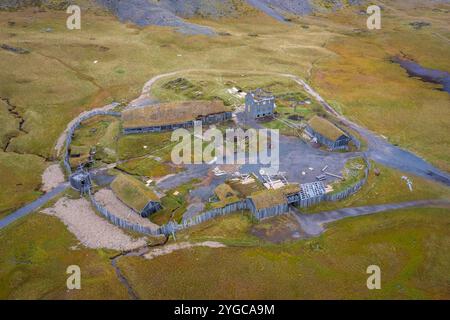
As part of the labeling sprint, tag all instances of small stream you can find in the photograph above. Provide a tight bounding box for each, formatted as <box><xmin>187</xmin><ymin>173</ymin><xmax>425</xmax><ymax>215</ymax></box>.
<box><xmin>110</xmin><ymin>236</ymin><xmax>169</xmax><ymax>300</ymax></box>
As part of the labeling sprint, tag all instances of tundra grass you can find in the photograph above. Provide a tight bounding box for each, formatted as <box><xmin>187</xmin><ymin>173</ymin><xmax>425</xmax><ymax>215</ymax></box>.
<box><xmin>0</xmin><ymin>212</ymin><xmax>128</xmax><ymax>299</ymax></box>
<box><xmin>117</xmin><ymin>207</ymin><xmax>450</xmax><ymax>299</ymax></box>
<box><xmin>2</xmin><ymin>4</ymin><xmax>447</xmax><ymax>217</ymax></box>
<box><xmin>310</xmin><ymin>3</ymin><xmax>450</xmax><ymax>171</ymax></box>
<box><xmin>0</xmin><ymin>151</ymin><xmax>46</xmax><ymax>218</ymax></box>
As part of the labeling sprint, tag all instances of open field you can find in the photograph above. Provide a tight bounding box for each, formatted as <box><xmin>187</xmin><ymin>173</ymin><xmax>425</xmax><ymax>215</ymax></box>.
<box><xmin>0</xmin><ymin>8</ymin><xmax>330</xmax><ymax>160</ymax></box>
<box><xmin>0</xmin><ymin>212</ymin><xmax>128</xmax><ymax>299</ymax></box>
<box><xmin>0</xmin><ymin>1</ymin><xmax>449</xmax><ymax>300</ymax></box>
<box><xmin>117</xmin><ymin>207</ymin><xmax>450</xmax><ymax>299</ymax></box>
<box><xmin>0</xmin><ymin>151</ymin><xmax>46</xmax><ymax>219</ymax></box>
<box><xmin>308</xmin><ymin>2</ymin><xmax>450</xmax><ymax>171</ymax></box>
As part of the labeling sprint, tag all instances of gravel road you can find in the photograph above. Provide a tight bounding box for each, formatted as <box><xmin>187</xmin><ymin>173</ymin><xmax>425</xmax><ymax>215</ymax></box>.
<box><xmin>292</xmin><ymin>199</ymin><xmax>450</xmax><ymax>237</ymax></box>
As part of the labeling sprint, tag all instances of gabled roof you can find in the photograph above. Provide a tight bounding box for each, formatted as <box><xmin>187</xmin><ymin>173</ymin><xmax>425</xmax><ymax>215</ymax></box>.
<box><xmin>111</xmin><ymin>173</ymin><xmax>160</xmax><ymax>213</ymax></box>
<box><xmin>248</xmin><ymin>189</ymin><xmax>287</xmax><ymax>210</ymax></box>
<box><xmin>122</xmin><ymin>101</ymin><xmax>227</xmax><ymax>129</ymax></box>
<box><xmin>307</xmin><ymin>115</ymin><xmax>348</xmax><ymax>142</ymax></box>
<box><xmin>214</xmin><ymin>183</ymin><xmax>239</xmax><ymax>202</ymax></box>
<box><xmin>279</xmin><ymin>183</ymin><xmax>301</xmax><ymax>196</ymax></box>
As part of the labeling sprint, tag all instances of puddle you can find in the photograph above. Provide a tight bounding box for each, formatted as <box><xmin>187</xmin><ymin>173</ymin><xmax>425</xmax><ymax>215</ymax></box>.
<box><xmin>391</xmin><ymin>56</ymin><xmax>450</xmax><ymax>94</ymax></box>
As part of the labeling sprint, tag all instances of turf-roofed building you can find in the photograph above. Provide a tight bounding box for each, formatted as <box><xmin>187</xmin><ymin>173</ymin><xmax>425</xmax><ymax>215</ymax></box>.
<box><xmin>305</xmin><ymin>115</ymin><xmax>351</xmax><ymax>150</ymax></box>
<box><xmin>122</xmin><ymin>100</ymin><xmax>232</xmax><ymax>134</ymax></box>
<box><xmin>111</xmin><ymin>173</ymin><xmax>162</xmax><ymax>218</ymax></box>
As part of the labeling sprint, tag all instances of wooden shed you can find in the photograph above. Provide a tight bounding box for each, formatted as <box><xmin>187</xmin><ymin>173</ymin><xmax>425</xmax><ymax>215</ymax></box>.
<box><xmin>245</xmin><ymin>88</ymin><xmax>275</xmax><ymax>119</ymax></box>
<box><xmin>111</xmin><ymin>173</ymin><xmax>162</xmax><ymax>218</ymax></box>
<box><xmin>305</xmin><ymin>115</ymin><xmax>351</xmax><ymax>150</ymax></box>
<box><xmin>212</xmin><ymin>183</ymin><xmax>240</xmax><ymax>208</ymax></box>
<box><xmin>247</xmin><ymin>189</ymin><xmax>289</xmax><ymax>220</ymax></box>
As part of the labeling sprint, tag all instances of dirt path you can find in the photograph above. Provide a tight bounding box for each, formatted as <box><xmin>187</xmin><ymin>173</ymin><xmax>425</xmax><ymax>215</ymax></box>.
<box><xmin>125</xmin><ymin>71</ymin><xmax>183</xmax><ymax>110</ymax></box>
<box><xmin>0</xmin><ymin>182</ymin><xmax>70</xmax><ymax>230</ymax></box>
<box><xmin>41</xmin><ymin>164</ymin><xmax>65</xmax><ymax>192</ymax></box>
<box><xmin>94</xmin><ymin>189</ymin><xmax>160</xmax><ymax>232</ymax></box>
<box><xmin>292</xmin><ymin>199</ymin><xmax>450</xmax><ymax>237</ymax></box>
<box><xmin>123</xmin><ymin>68</ymin><xmax>450</xmax><ymax>186</ymax></box>
<box><xmin>144</xmin><ymin>241</ymin><xmax>226</xmax><ymax>260</ymax></box>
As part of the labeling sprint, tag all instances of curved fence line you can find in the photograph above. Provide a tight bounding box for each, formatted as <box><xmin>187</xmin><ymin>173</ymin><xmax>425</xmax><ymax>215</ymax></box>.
<box><xmin>61</xmin><ymin>107</ymin><xmax>369</xmax><ymax>236</ymax></box>
<box><xmin>63</xmin><ymin>110</ymin><xmax>121</xmax><ymax>175</ymax></box>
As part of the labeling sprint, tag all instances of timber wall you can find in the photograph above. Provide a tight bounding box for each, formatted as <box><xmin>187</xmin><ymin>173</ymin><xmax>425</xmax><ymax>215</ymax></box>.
<box><xmin>63</xmin><ymin>110</ymin><xmax>121</xmax><ymax>175</ymax></box>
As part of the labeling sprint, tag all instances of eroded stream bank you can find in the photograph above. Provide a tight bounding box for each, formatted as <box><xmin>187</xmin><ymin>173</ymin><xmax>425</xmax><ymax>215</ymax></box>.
<box><xmin>110</xmin><ymin>236</ymin><xmax>169</xmax><ymax>300</ymax></box>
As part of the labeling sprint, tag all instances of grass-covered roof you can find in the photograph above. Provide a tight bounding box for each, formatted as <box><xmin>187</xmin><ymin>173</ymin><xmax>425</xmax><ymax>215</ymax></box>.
<box><xmin>248</xmin><ymin>189</ymin><xmax>287</xmax><ymax>210</ymax></box>
<box><xmin>111</xmin><ymin>173</ymin><xmax>160</xmax><ymax>213</ymax></box>
<box><xmin>307</xmin><ymin>115</ymin><xmax>348</xmax><ymax>142</ymax></box>
<box><xmin>122</xmin><ymin>100</ymin><xmax>227</xmax><ymax>128</ymax></box>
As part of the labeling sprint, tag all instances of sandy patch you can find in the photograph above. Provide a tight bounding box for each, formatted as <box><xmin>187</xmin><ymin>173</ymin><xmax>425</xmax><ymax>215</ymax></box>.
<box><xmin>144</xmin><ymin>241</ymin><xmax>225</xmax><ymax>260</ymax></box>
<box><xmin>94</xmin><ymin>189</ymin><xmax>159</xmax><ymax>232</ymax></box>
<box><xmin>41</xmin><ymin>164</ymin><xmax>65</xmax><ymax>192</ymax></box>
<box><xmin>41</xmin><ymin>197</ymin><xmax>147</xmax><ymax>251</ymax></box>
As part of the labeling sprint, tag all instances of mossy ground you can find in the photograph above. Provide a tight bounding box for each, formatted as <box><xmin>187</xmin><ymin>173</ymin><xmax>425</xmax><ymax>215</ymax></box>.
<box><xmin>117</xmin><ymin>207</ymin><xmax>450</xmax><ymax>299</ymax></box>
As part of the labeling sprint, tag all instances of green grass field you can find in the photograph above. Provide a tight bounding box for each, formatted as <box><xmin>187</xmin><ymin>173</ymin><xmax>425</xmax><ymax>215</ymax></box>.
<box><xmin>0</xmin><ymin>213</ymin><xmax>128</xmax><ymax>299</ymax></box>
<box><xmin>117</xmin><ymin>207</ymin><xmax>450</xmax><ymax>299</ymax></box>
<box><xmin>0</xmin><ymin>151</ymin><xmax>46</xmax><ymax>219</ymax></box>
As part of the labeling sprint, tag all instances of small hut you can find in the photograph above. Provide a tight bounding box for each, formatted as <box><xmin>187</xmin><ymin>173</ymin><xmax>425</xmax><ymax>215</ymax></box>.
<box><xmin>212</xmin><ymin>183</ymin><xmax>240</xmax><ymax>208</ymax></box>
<box><xmin>69</xmin><ymin>168</ymin><xmax>91</xmax><ymax>194</ymax></box>
<box><xmin>305</xmin><ymin>115</ymin><xmax>350</xmax><ymax>150</ymax></box>
<box><xmin>247</xmin><ymin>189</ymin><xmax>288</xmax><ymax>220</ymax></box>
<box><xmin>111</xmin><ymin>173</ymin><xmax>162</xmax><ymax>218</ymax></box>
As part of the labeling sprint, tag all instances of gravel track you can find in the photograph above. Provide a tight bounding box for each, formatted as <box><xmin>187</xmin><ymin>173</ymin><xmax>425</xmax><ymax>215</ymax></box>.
<box><xmin>41</xmin><ymin>164</ymin><xmax>65</xmax><ymax>192</ymax></box>
<box><xmin>144</xmin><ymin>241</ymin><xmax>226</xmax><ymax>260</ymax></box>
<box><xmin>94</xmin><ymin>188</ymin><xmax>160</xmax><ymax>232</ymax></box>
<box><xmin>42</xmin><ymin>197</ymin><xmax>147</xmax><ymax>251</ymax></box>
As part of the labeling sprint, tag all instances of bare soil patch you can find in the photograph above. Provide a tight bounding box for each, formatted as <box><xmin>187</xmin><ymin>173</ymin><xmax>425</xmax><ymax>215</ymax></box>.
<box><xmin>41</xmin><ymin>164</ymin><xmax>65</xmax><ymax>192</ymax></box>
<box><xmin>144</xmin><ymin>241</ymin><xmax>225</xmax><ymax>260</ymax></box>
<box><xmin>94</xmin><ymin>188</ymin><xmax>160</xmax><ymax>231</ymax></box>
<box><xmin>41</xmin><ymin>197</ymin><xmax>147</xmax><ymax>251</ymax></box>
